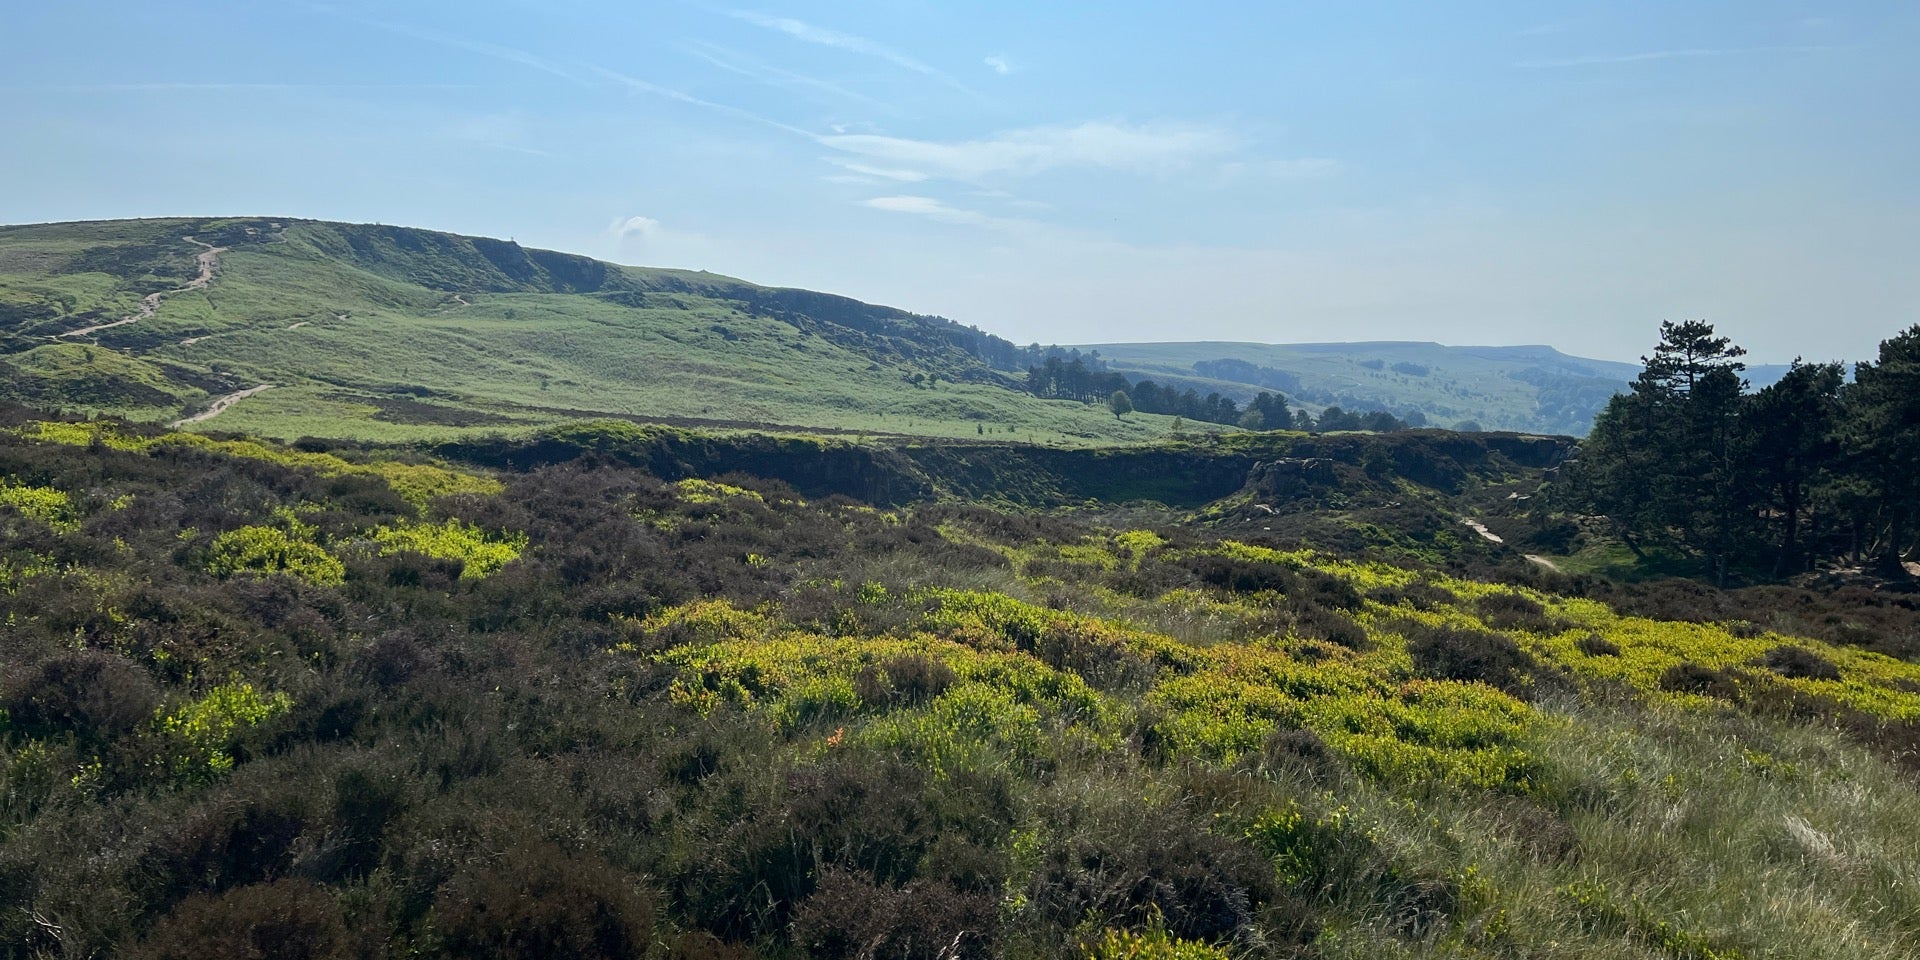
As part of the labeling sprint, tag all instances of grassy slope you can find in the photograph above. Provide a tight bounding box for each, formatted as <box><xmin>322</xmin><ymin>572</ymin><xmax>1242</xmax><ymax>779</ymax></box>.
<box><xmin>1083</xmin><ymin>340</ymin><xmax>1645</xmax><ymax>434</ymax></box>
<box><xmin>0</xmin><ymin>218</ymin><xmax>1189</xmax><ymax>445</ymax></box>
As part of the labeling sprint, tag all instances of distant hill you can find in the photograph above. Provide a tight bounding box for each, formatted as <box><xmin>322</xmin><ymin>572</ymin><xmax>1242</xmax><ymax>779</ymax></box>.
<box><xmin>1076</xmin><ymin>340</ymin><xmax>1792</xmax><ymax>435</ymax></box>
<box><xmin>0</xmin><ymin>217</ymin><xmax>1173</xmax><ymax>444</ymax></box>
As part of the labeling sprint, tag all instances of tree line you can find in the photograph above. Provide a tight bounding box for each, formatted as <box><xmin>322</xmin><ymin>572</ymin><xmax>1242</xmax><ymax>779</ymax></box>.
<box><xmin>1027</xmin><ymin>354</ymin><xmax>1420</xmax><ymax>432</ymax></box>
<box><xmin>1563</xmin><ymin>320</ymin><xmax>1920</xmax><ymax>582</ymax></box>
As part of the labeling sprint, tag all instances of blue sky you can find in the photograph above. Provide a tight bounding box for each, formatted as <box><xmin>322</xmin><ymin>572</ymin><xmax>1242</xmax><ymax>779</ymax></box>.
<box><xmin>3</xmin><ymin>1</ymin><xmax>1915</xmax><ymax>362</ymax></box>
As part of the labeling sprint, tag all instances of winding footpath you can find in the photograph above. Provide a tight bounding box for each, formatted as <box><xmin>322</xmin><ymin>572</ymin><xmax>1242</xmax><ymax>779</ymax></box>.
<box><xmin>169</xmin><ymin>385</ymin><xmax>273</xmax><ymax>428</ymax></box>
<box><xmin>1461</xmin><ymin>517</ymin><xmax>1562</xmax><ymax>572</ymax></box>
<box><xmin>57</xmin><ymin>236</ymin><xmax>227</xmax><ymax>339</ymax></box>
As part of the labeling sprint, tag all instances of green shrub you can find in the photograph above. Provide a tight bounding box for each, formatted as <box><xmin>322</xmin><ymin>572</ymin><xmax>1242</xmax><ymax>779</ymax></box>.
<box><xmin>208</xmin><ymin>525</ymin><xmax>345</xmax><ymax>586</ymax></box>
<box><xmin>158</xmin><ymin>682</ymin><xmax>294</xmax><ymax>776</ymax></box>
<box><xmin>0</xmin><ymin>480</ymin><xmax>76</xmax><ymax>530</ymax></box>
<box><xmin>368</xmin><ymin>518</ymin><xmax>526</xmax><ymax>579</ymax></box>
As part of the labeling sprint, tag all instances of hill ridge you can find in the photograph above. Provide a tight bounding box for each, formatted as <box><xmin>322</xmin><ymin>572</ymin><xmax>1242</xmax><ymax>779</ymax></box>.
<box><xmin>1</xmin><ymin>216</ymin><xmax>1169</xmax><ymax>444</ymax></box>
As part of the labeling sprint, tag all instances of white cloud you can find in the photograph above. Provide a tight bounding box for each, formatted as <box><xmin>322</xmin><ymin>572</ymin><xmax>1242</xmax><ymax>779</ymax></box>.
<box><xmin>820</xmin><ymin>121</ymin><xmax>1235</xmax><ymax>181</ymax></box>
<box><xmin>610</xmin><ymin>215</ymin><xmax>664</xmax><ymax>239</ymax></box>
<box><xmin>984</xmin><ymin>55</ymin><xmax>1013</xmax><ymax>76</ymax></box>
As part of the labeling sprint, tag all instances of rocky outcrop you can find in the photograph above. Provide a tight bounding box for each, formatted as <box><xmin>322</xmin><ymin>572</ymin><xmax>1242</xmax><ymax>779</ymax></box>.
<box><xmin>1245</xmin><ymin>458</ymin><xmax>1338</xmax><ymax>499</ymax></box>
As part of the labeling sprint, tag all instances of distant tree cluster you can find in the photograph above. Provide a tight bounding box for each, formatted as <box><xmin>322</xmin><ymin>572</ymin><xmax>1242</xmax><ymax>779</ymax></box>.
<box><xmin>1563</xmin><ymin>320</ymin><xmax>1920</xmax><ymax>581</ymax></box>
<box><xmin>1024</xmin><ymin>354</ymin><xmax>1415</xmax><ymax>432</ymax></box>
<box><xmin>1025</xmin><ymin>354</ymin><xmax>1249</xmax><ymax>425</ymax></box>
<box><xmin>1308</xmin><ymin>406</ymin><xmax>1423</xmax><ymax>433</ymax></box>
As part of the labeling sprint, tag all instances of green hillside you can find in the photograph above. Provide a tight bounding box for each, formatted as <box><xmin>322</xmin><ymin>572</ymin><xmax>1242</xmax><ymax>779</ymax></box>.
<box><xmin>1079</xmin><ymin>341</ymin><xmax>1647</xmax><ymax>435</ymax></box>
<box><xmin>0</xmin><ymin>218</ymin><xmax>1186</xmax><ymax>445</ymax></box>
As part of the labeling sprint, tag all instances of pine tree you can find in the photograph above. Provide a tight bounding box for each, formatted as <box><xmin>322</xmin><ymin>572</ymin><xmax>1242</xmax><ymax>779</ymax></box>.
<box><xmin>1741</xmin><ymin>360</ymin><xmax>1843</xmax><ymax>574</ymax></box>
<box><xmin>1842</xmin><ymin>325</ymin><xmax>1920</xmax><ymax>574</ymax></box>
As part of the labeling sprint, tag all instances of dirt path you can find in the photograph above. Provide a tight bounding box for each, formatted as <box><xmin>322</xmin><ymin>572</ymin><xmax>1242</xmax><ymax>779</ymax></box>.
<box><xmin>57</xmin><ymin>236</ymin><xmax>228</xmax><ymax>339</ymax></box>
<box><xmin>170</xmin><ymin>384</ymin><xmax>272</xmax><ymax>428</ymax></box>
<box><xmin>1461</xmin><ymin>518</ymin><xmax>1504</xmax><ymax>545</ymax></box>
<box><xmin>286</xmin><ymin>321</ymin><xmax>310</xmax><ymax>330</ymax></box>
<box><xmin>1463</xmin><ymin>518</ymin><xmax>1561</xmax><ymax>571</ymax></box>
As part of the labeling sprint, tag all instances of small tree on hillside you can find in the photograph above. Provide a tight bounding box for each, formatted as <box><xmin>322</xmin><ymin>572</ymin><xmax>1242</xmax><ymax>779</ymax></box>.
<box><xmin>1109</xmin><ymin>390</ymin><xmax>1133</xmax><ymax>419</ymax></box>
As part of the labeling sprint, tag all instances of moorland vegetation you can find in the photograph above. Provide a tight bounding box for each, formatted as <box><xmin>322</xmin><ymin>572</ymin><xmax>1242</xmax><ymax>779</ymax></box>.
<box><xmin>1</xmin><ymin>397</ymin><xmax>1918</xmax><ymax>958</ymax></box>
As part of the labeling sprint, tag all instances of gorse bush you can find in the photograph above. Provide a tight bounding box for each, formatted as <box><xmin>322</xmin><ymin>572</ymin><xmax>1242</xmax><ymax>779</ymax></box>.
<box><xmin>0</xmin><ymin>480</ymin><xmax>76</xmax><ymax>530</ymax></box>
<box><xmin>158</xmin><ymin>682</ymin><xmax>294</xmax><ymax>777</ymax></box>
<box><xmin>208</xmin><ymin>524</ymin><xmax>345</xmax><ymax>586</ymax></box>
<box><xmin>367</xmin><ymin>518</ymin><xmax>525</xmax><ymax>579</ymax></box>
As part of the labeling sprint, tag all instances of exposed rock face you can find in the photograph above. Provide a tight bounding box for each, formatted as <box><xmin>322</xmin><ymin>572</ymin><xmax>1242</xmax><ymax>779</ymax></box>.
<box><xmin>1246</xmin><ymin>457</ymin><xmax>1338</xmax><ymax>499</ymax></box>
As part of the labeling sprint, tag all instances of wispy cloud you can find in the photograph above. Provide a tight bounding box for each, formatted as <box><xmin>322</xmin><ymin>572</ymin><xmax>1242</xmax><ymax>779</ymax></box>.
<box><xmin>860</xmin><ymin>195</ymin><xmax>1035</xmax><ymax>231</ymax></box>
<box><xmin>330</xmin><ymin>9</ymin><xmax>809</xmax><ymax>139</ymax></box>
<box><xmin>51</xmin><ymin>82</ymin><xmax>479</xmax><ymax>92</ymax></box>
<box><xmin>681</xmin><ymin>40</ymin><xmax>885</xmax><ymax>109</ymax></box>
<box><xmin>1519</xmin><ymin>45</ymin><xmax>1830</xmax><ymax>68</ymax></box>
<box><xmin>983</xmin><ymin>55</ymin><xmax>1014</xmax><ymax>76</ymax></box>
<box><xmin>820</xmin><ymin>121</ymin><xmax>1236</xmax><ymax>181</ymax></box>
<box><xmin>728</xmin><ymin>10</ymin><xmax>974</xmax><ymax>94</ymax></box>
<box><xmin>332</xmin><ymin>11</ymin><xmax>594</xmax><ymax>86</ymax></box>
<box><xmin>827</xmin><ymin>160</ymin><xmax>929</xmax><ymax>182</ymax></box>
<box><xmin>592</xmin><ymin>66</ymin><xmax>814</xmax><ymax>137</ymax></box>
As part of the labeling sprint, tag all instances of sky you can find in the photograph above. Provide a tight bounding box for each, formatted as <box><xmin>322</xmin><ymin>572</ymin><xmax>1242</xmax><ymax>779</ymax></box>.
<box><xmin>2</xmin><ymin>1</ymin><xmax>1916</xmax><ymax>363</ymax></box>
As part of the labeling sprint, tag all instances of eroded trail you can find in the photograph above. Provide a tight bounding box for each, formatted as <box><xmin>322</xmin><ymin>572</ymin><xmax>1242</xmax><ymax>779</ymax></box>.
<box><xmin>1463</xmin><ymin>518</ymin><xmax>1562</xmax><ymax>571</ymax></box>
<box><xmin>57</xmin><ymin>236</ymin><xmax>228</xmax><ymax>339</ymax></box>
<box><xmin>170</xmin><ymin>384</ymin><xmax>272</xmax><ymax>428</ymax></box>
<box><xmin>1461</xmin><ymin>518</ymin><xmax>1504</xmax><ymax>545</ymax></box>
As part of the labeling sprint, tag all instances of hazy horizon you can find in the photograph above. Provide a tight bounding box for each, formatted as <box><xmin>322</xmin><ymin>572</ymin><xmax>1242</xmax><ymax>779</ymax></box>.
<box><xmin>5</xmin><ymin>1</ymin><xmax>1914</xmax><ymax>365</ymax></box>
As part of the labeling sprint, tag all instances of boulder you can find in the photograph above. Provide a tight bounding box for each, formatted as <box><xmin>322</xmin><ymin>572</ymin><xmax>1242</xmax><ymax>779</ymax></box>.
<box><xmin>1246</xmin><ymin>457</ymin><xmax>1338</xmax><ymax>499</ymax></box>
